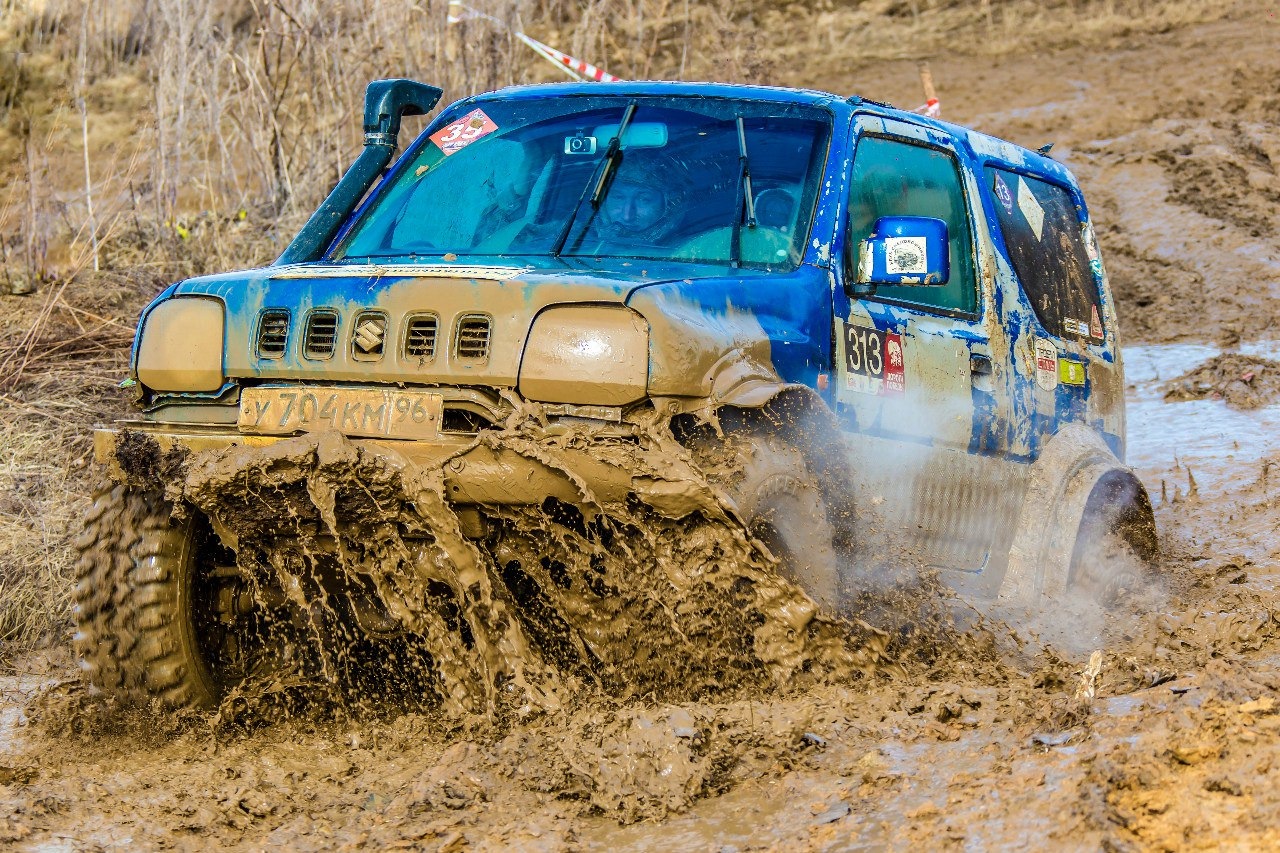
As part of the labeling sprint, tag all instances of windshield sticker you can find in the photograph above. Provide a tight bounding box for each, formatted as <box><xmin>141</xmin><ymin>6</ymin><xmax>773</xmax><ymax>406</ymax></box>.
<box><xmin>1034</xmin><ymin>339</ymin><xmax>1058</xmax><ymax>391</ymax></box>
<box><xmin>1090</xmin><ymin>304</ymin><xmax>1104</xmax><ymax>339</ymax></box>
<box><xmin>884</xmin><ymin>236</ymin><xmax>927</xmax><ymax>275</ymax></box>
<box><xmin>429</xmin><ymin>108</ymin><xmax>498</xmax><ymax>156</ymax></box>
<box><xmin>993</xmin><ymin>173</ymin><xmax>1014</xmax><ymax>214</ymax></box>
<box><xmin>1016</xmin><ymin>177</ymin><xmax>1045</xmax><ymax>241</ymax></box>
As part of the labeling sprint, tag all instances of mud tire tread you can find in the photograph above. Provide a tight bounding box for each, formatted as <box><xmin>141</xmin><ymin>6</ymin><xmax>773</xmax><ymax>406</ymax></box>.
<box><xmin>707</xmin><ymin>432</ymin><xmax>841</xmax><ymax>607</ymax></box>
<box><xmin>72</xmin><ymin>484</ymin><xmax>219</xmax><ymax>709</ymax></box>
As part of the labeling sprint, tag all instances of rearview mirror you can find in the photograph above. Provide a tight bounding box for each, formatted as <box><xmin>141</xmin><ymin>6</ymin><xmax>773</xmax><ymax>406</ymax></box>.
<box><xmin>855</xmin><ymin>216</ymin><xmax>950</xmax><ymax>287</ymax></box>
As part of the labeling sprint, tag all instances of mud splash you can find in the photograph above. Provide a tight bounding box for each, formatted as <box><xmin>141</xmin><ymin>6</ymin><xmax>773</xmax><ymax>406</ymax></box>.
<box><xmin>162</xmin><ymin>422</ymin><xmax>890</xmax><ymax>722</ymax></box>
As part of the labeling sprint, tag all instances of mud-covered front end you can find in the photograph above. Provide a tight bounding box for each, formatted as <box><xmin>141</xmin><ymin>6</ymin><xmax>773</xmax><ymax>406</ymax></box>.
<box><xmin>93</xmin><ymin>254</ymin><xmax>863</xmax><ymax>715</ymax></box>
<box><xmin>101</xmin><ymin>256</ymin><xmax>802</xmax><ymax>504</ymax></box>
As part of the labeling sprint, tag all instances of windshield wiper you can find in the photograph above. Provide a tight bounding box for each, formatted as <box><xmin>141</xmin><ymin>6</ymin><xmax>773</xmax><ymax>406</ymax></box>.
<box><xmin>552</xmin><ymin>101</ymin><xmax>639</xmax><ymax>257</ymax></box>
<box><xmin>730</xmin><ymin>116</ymin><xmax>757</xmax><ymax>267</ymax></box>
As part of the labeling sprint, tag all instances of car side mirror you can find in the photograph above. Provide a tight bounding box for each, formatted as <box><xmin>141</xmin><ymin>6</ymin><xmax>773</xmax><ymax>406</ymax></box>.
<box><xmin>850</xmin><ymin>216</ymin><xmax>950</xmax><ymax>291</ymax></box>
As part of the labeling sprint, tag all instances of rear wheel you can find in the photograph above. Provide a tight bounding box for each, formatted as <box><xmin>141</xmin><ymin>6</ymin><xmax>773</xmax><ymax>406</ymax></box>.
<box><xmin>702</xmin><ymin>432</ymin><xmax>841</xmax><ymax>608</ymax></box>
<box><xmin>72</xmin><ymin>484</ymin><xmax>229</xmax><ymax>708</ymax></box>
<box><xmin>1068</xmin><ymin>474</ymin><xmax>1158</xmax><ymax>605</ymax></box>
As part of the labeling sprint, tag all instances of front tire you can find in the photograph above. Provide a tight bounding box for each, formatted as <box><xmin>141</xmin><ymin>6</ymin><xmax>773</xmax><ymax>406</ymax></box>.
<box><xmin>72</xmin><ymin>484</ymin><xmax>224</xmax><ymax>708</ymax></box>
<box><xmin>706</xmin><ymin>433</ymin><xmax>841</xmax><ymax>608</ymax></box>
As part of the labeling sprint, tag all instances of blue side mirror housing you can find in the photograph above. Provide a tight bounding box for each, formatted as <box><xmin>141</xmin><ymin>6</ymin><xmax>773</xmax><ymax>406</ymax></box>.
<box><xmin>856</xmin><ymin>216</ymin><xmax>950</xmax><ymax>287</ymax></box>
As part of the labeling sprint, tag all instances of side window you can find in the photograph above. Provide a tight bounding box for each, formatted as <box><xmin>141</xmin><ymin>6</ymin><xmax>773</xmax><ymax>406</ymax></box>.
<box><xmin>848</xmin><ymin>135</ymin><xmax>978</xmax><ymax>315</ymax></box>
<box><xmin>985</xmin><ymin>167</ymin><xmax>1102</xmax><ymax>342</ymax></box>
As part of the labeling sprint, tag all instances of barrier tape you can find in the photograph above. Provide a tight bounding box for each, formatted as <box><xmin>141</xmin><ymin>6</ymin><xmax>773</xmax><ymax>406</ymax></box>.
<box><xmin>448</xmin><ymin>1</ymin><xmax>622</xmax><ymax>83</ymax></box>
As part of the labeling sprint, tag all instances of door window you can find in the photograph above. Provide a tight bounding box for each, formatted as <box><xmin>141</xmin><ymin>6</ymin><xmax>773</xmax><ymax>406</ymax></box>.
<box><xmin>847</xmin><ymin>135</ymin><xmax>978</xmax><ymax>315</ymax></box>
<box><xmin>984</xmin><ymin>167</ymin><xmax>1102</xmax><ymax>342</ymax></box>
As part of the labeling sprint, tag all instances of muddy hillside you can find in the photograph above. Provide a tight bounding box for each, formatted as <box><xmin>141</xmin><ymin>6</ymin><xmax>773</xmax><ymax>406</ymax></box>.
<box><xmin>3</xmin><ymin>4</ymin><xmax>1280</xmax><ymax>851</ymax></box>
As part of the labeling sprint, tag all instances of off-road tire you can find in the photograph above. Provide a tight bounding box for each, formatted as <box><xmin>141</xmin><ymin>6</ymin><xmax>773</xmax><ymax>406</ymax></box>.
<box><xmin>72</xmin><ymin>484</ymin><xmax>221</xmax><ymax>709</ymax></box>
<box><xmin>708</xmin><ymin>433</ymin><xmax>841</xmax><ymax>608</ymax></box>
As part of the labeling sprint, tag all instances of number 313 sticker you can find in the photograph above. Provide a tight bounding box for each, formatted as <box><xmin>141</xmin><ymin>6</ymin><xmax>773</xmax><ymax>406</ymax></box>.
<box><xmin>429</xmin><ymin>108</ymin><xmax>499</xmax><ymax>156</ymax></box>
<box><xmin>844</xmin><ymin>322</ymin><xmax>905</xmax><ymax>396</ymax></box>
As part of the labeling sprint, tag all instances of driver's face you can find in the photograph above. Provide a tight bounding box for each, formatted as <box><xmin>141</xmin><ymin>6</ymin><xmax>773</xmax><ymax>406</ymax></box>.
<box><xmin>603</xmin><ymin>181</ymin><xmax>665</xmax><ymax>233</ymax></box>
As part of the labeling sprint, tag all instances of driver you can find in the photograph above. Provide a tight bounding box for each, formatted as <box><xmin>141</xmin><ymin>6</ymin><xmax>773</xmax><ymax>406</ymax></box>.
<box><xmin>599</xmin><ymin>176</ymin><xmax>668</xmax><ymax>238</ymax></box>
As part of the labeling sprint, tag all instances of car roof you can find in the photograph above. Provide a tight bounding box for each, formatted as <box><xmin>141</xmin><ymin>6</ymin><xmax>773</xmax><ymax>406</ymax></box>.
<box><xmin>466</xmin><ymin>80</ymin><xmax>1074</xmax><ymax>186</ymax></box>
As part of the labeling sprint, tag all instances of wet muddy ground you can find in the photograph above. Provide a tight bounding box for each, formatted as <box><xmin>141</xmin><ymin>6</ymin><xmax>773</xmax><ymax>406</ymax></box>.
<box><xmin>3</xmin><ymin>9</ymin><xmax>1280</xmax><ymax>852</ymax></box>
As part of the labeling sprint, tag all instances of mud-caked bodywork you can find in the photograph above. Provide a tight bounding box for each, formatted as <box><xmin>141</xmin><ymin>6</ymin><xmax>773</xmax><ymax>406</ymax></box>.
<box><xmin>81</xmin><ymin>79</ymin><xmax>1154</xmax><ymax>709</ymax></box>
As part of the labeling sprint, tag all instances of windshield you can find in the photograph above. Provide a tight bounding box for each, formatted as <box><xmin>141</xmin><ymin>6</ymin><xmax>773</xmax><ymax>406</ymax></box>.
<box><xmin>331</xmin><ymin>95</ymin><xmax>832</xmax><ymax>270</ymax></box>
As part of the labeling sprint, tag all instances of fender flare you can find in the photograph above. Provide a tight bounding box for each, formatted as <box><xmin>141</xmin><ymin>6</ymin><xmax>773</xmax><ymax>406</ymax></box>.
<box><xmin>1000</xmin><ymin>424</ymin><xmax>1155</xmax><ymax>606</ymax></box>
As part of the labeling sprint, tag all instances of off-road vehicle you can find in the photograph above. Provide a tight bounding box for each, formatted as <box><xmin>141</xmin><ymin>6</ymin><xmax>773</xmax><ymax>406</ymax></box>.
<box><xmin>74</xmin><ymin>79</ymin><xmax>1156</xmax><ymax>708</ymax></box>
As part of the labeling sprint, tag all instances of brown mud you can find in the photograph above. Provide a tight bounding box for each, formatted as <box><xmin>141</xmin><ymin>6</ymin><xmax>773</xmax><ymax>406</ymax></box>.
<box><xmin>1162</xmin><ymin>352</ymin><xmax>1280</xmax><ymax>409</ymax></box>
<box><xmin>5</xmin><ymin>7</ymin><xmax>1280</xmax><ymax>851</ymax></box>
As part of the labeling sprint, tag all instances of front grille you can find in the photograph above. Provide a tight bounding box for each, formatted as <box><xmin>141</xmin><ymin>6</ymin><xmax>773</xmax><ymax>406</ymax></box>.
<box><xmin>256</xmin><ymin>309</ymin><xmax>290</xmax><ymax>359</ymax></box>
<box><xmin>351</xmin><ymin>312</ymin><xmax>388</xmax><ymax>360</ymax></box>
<box><xmin>303</xmin><ymin>310</ymin><xmax>339</xmax><ymax>359</ymax></box>
<box><xmin>455</xmin><ymin>315</ymin><xmax>491</xmax><ymax>361</ymax></box>
<box><xmin>404</xmin><ymin>314</ymin><xmax>439</xmax><ymax>360</ymax></box>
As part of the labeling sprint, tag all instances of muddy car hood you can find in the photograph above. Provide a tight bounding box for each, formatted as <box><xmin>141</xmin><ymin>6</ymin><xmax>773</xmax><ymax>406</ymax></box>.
<box><xmin>166</xmin><ymin>256</ymin><xmax>788</xmax><ymax>388</ymax></box>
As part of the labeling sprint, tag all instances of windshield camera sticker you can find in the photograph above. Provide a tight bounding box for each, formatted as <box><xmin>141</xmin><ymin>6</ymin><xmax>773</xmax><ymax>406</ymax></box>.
<box><xmin>1016</xmin><ymin>177</ymin><xmax>1045</xmax><ymax>241</ymax></box>
<box><xmin>993</xmin><ymin>173</ymin><xmax>1014</xmax><ymax>215</ymax></box>
<box><xmin>884</xmin><ymin>236</ymin><xmax>927</xmax><ymax>275</ymax></box>
<box><xmin>1034</xmin><ymin>338</ymin><xmax>1058</xmax><ymax>391</ymax></box>
<box><xmin>883</xmin><ymin>333</ymin><xmax>905</xmax><ymax>395</ymax></box>
<box><xmin>1090</xmin><ymin>304</ymin><xmax>1104</xmax><ymax>339</ymax></box>
<box><xmin>429</xmin><ymin>108</ymin><xmax>498</xmax><ymax>157</ymax></box>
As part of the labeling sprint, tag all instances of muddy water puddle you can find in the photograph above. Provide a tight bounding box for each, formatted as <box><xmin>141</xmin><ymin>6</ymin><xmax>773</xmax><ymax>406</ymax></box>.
<box><xmin>1127</xmin><ymin>341</ymin><xmax>1280</xmax><ymax>501</ymax></box>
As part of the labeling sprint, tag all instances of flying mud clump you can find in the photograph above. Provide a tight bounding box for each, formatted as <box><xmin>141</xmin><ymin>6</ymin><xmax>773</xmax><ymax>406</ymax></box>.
<box><xmin>133</xmin><ymin>419</ymin><xmax>892</xmax><ymax>722</ymax></box>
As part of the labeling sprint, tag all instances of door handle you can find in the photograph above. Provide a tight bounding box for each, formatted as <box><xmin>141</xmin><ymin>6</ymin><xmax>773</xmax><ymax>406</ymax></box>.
<box><xmin>970</xmin><ymin>354</ymin><xmax>993</xmax><ymax>377</ymax></box>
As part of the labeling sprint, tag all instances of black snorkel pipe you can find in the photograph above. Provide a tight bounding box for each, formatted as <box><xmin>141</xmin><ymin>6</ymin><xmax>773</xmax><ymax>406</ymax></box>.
<box><xmin>275</xmin><ymin>78</ymin><xmax>443</xmax><ymax>266</ymax></box>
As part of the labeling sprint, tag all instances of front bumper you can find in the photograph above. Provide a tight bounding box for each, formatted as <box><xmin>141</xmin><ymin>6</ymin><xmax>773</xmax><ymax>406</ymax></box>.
<box><xmin>93</xmin><ymin>423</ymin><xmax>655</xmax><ymax>508</ymax></box>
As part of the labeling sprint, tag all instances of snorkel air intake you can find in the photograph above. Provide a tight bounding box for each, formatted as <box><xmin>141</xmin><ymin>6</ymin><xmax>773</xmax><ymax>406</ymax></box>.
<box><xmin>276</xmin><ymin>78</ymin><xmax>443</xmax><ymax>266</ymax></box>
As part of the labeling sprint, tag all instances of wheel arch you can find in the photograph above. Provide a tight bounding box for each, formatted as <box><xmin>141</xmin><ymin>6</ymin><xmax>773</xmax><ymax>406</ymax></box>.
<box><xmin>1001</xmin><ymin>424</ymin><xmax>1156</xmax><ymax>605</ymax></box>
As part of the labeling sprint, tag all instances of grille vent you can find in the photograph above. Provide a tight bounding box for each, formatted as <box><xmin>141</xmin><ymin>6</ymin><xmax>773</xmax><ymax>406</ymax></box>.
<box><xmin>404</xmin><ymin>315</ymin><xmax>439</xmax><ymax>360</ymax></box>
<box><xmin>256</xmin><ymin>309</ymin><xmax>290</xmax><ymax>359</ymax></box>
<box><xmin>303</xmin><ymin>310</ymin><xmax>339</xmax><ymax>359</ymax></box>
<box><xmin>351</xmin><ymin>312</ymin><xmax>388</xmax><ymax>360</ymax></box>
<box><xmin>455</xmin><ymin>315</ymin><xmax>491</xmax><ymax>361</ymax></box>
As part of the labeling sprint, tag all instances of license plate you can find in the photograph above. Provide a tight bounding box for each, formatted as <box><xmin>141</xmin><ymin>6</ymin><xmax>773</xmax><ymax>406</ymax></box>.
<box><xmin>238</xmin><ymin>387</ymin><xmax>442</xmax><ymax>439</ymax></box>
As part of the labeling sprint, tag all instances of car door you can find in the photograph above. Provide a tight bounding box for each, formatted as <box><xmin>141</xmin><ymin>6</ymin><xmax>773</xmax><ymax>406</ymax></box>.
<box><xmin>833</xmin><ymin>117</ymin><xmax>1014</xmax><ymax>575</ymax></box>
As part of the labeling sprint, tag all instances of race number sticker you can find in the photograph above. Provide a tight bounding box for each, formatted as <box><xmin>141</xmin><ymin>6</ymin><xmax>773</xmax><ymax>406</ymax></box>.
<box><xmin>429</xmin><ymin>108</ymin><xmax>498</xmax><ymax>156</ymax></box>
<box><xmin>844</xmin><ymin>323</ymin><xmax>905</xmax><ymax>396</ymax></box>
<box><xmin>993</xmin><ymin>172</ymin><xmax>1014</xmax><ymax>214</ymax></box>
<box><xmin>1034</xmin><ymin>338</ymin><xmax>1058</xmax><ymax>391</ymax></box>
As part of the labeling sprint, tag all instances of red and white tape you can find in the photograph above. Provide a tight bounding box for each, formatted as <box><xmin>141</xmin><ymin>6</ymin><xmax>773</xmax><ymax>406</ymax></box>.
<box><xmin>449</xmin><ymin>1</ymin><xmax>622</xmax><ymax>83</ymax></box>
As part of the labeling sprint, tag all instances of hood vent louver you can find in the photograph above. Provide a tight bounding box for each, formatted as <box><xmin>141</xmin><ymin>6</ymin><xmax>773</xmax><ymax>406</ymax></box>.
<box><xmin>256</xmin><ymin>309</ymin><xmax>290</xmax><ymax>359</ymax></box>
<box><xmin>351</xmin><ymin>311</ymin><xmax>388</xmax><ymax>361</ymax></box>
<box><xmin>455</xmin><ymin>315</ymin><xmax>491</xmax><ymax>361</ymax></box>
<box><xmin>303</xmin><ymin>310</ymin><xmax>339</xmax><ymax>360</ymax></box>
<box><xmin>404</xmin><ymin>314</ymin><xmax>439</xmax><ymax>360</ymax></box>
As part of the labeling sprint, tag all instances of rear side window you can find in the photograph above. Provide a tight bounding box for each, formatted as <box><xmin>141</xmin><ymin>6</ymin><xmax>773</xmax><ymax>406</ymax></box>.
<box><xmin>985</xmin><ymin>167</ymin><xmax>1102</xmax><ymax>342</ymax></box>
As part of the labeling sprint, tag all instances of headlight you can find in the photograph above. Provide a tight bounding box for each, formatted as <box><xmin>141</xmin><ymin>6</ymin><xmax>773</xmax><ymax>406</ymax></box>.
<box><xmin>136</xmin><ymin>297</ymin><xmax>225</xmax><ymax>392</ymax></box>
<box><xmin>519</xmin><ymin>305</ymin><xmax>648</xmax><ymax>406</ymax></box>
